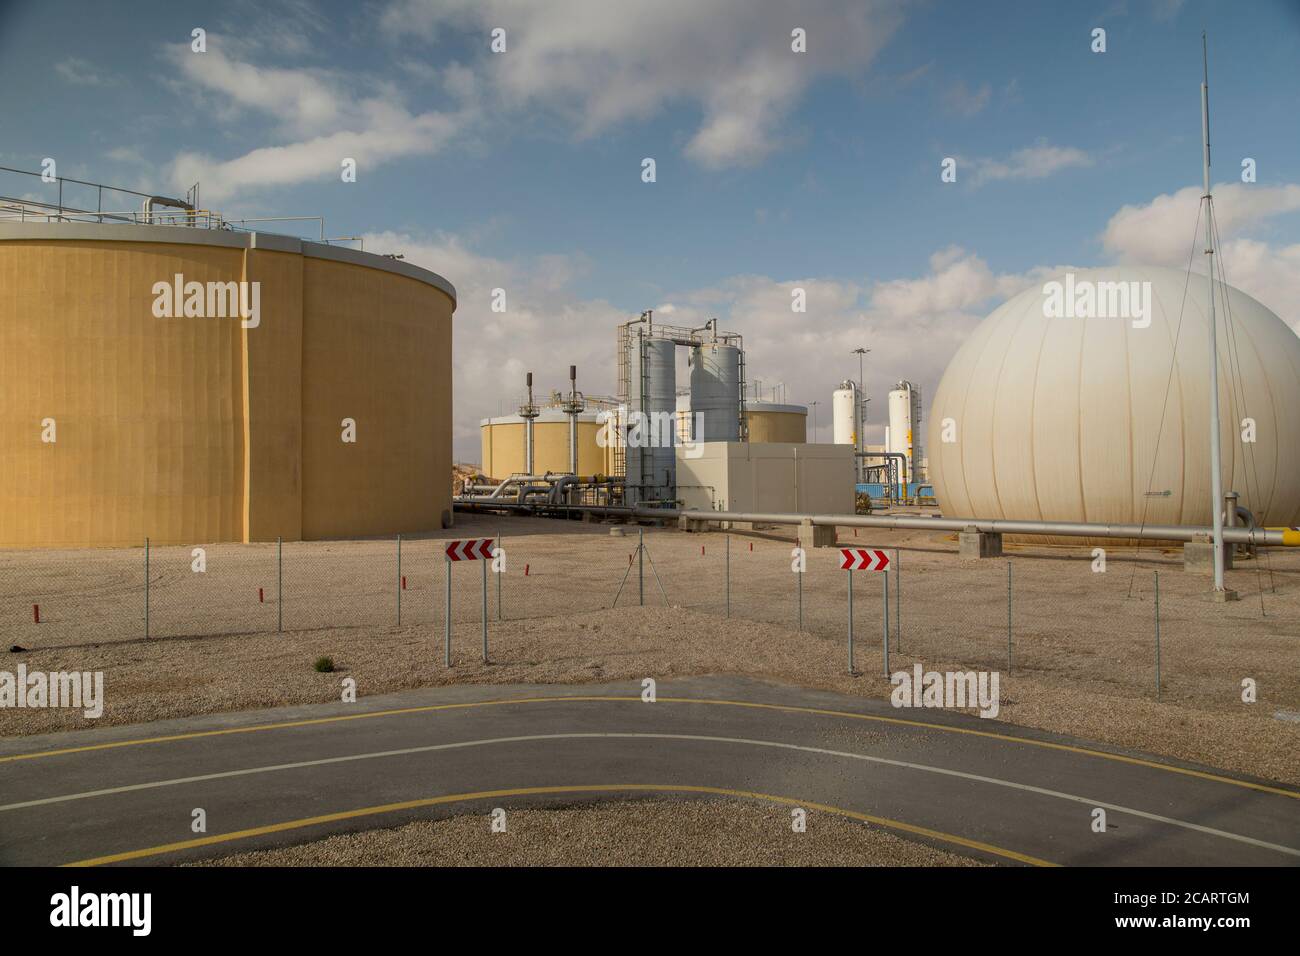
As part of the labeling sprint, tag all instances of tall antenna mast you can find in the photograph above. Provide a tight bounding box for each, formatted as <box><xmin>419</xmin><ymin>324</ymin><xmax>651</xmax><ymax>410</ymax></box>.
<box><xmin>1201</xmin><ymin>32</ymin><xmax>1232</xmax><ymax>599</ymax></box>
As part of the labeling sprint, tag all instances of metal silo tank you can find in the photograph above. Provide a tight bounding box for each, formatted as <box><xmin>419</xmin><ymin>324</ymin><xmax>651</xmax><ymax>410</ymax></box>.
<box><xmin>626</xmin><ymin>334</ymin><xmax>677</xmax><ymax>505</ymax></box>
<box><xmin>832</xmin><ymin>382</ymin><xmax>859</xmax><ymax>447</ymax></box>
<box><xmin>888</xmin><ymin>381</ymin><xmax>922</xmax><ymax>481</ymax></box>
<box><xmin>689</xmin><ymin>343</ymin><xmax>741</xmax><ymax>442</ymax></box>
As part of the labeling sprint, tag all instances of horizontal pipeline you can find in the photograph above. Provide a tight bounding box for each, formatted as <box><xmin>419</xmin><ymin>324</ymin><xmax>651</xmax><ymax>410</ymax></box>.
<box><xmin>452</xmin><ymin>499</ymin><xmax>1297</xmax><ymax>546</ymax></box>
<box><xmin>675</xmin><ymin>510</ymin><xmax>1296</xmax><ymax>547</ymax></box>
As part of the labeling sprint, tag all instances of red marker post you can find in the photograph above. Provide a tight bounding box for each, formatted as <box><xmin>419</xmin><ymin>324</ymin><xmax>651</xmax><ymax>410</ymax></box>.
<box><xmin>444</xmin><ymin>538</ymin><xmax>495</xmax><ymax>666</ymax></box>
<box><xmin>840</xmin><ymin>548</ymin><xmax>891</xmax><ymax>675</ymax></box>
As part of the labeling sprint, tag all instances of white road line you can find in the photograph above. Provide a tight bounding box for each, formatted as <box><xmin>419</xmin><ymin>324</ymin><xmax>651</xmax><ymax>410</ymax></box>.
<box><xmin>3</xmin><ymin>732</ymin><xmax>1295</xmax><ymax>858</ymax></box>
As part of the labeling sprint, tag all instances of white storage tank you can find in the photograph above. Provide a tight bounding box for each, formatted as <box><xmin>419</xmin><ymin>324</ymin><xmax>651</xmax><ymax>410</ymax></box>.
<box><xmin>887</xmin><ymin>381</ymin><xmax>923</xmax><ymax>481</ymax></box>
<box><xmin>832</xmin><ymin>381</ymin><xmax>861</xmax><ymax>449</ymax></box>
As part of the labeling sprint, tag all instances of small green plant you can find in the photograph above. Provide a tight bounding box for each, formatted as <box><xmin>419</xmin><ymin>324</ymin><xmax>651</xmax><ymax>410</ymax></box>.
<box><xmin>313</xmin><ymin>656</ymin><xmax>335</xmax><ymax>673</ymax></box>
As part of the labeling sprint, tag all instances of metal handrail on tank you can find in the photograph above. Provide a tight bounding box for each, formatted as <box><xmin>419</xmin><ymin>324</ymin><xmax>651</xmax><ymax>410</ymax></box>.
<box><xmin>0</xmin><ymin>164</ymin><xmax>199</xmax><ymax>226</ymax></box>
<box><xmin>0</xmin><ymin>166</ymin><xmax>339</xmax><ymax>243</ymax></box>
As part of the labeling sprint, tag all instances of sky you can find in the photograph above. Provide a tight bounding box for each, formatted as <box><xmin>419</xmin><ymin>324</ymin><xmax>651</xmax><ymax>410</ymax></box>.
<box><xmin>1</xmin><ymin>0</ymin><xmax>1298</xmax><ymax>459</ymax></box>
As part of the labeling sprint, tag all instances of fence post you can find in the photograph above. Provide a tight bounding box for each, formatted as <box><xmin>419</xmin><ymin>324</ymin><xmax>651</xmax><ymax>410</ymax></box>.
<box><xmin>882</xmin><ymin>569</ymin><xmax>890</xmax><ymax>677</ymax></box>
<box><xmin>1154</xmin><ymin>571</ymin><xmax>1161</xmax><ymax>700</ymax></box>
<box><xmin>797</xmin><ymin>553</ymin><xmax>803</xmax><ymax>631</ymax></box>
<box><xmin>1007</xmin><ymin>561</ymin><xmax>1012</xmax><ymax>673</ymax></box>
<box><xmin>144</xmin><ymin>537</ymin><xmax>150</xmax><ymax>639</ymax></box>
<box><xmin>725</xmin><ymin>533</ymin><xmax>730</xmax><ymax>618</ymax></box>
<box><xmin>397</xmin><ymin>534</ymin><xmax>403</xmax><ymax>626</ymax></box>
<box><xmin>847</xmin><ymin>568</ymin><xmax>855</xmax><ymax>674</ymax></box>
<box><xmin>497</xmin><ymin>528</ymin><xmax>503</xmax><ymax>621</ymax></box>
<box><xmin>638</xmin><ymin>528</ymin><xmax>644</xmax><ymax>607</ymax></box>
<box><xmin>895</xmin><ymin>547</ymin><xmax>901</xmax><ymax>652</ymax></box>
<box><xmin>277</xmin><ymin>536</ymin><xmax>282</xmax><ymax>633</ymax></box>
<box><xmin>444</xmin><ymin>556</ymin><xmax>452</xmax><ymax>668</ymax></box>
<box><xmin>481</xmin><ymin>555</ymin><xmax>489</xmax><ymax>663</ymax></box>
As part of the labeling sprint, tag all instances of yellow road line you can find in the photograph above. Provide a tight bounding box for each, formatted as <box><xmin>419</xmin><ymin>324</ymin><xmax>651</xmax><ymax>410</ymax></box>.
<box><xmin>60</xmin><ymin>784</ymin><xmax>1056</xmax><ymax>868</ymax></box>
<box><xmin>5</xmin><ymin>694</ymin><xmax>1295</xmax><ymax>799</ymax></box>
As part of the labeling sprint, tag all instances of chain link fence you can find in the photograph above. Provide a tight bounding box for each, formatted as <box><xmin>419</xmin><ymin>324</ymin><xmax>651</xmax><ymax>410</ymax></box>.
<box><xmin>1</xmin><ymin>526</ymin><xmax>1294</xmax><ymax>708</ymax></box>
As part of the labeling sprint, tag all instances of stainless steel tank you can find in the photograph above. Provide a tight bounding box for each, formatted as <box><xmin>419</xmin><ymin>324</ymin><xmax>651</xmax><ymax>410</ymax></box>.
<box><xmin>625</xmin><ymin>334</ymin><xmax>677</xmax><ymax>505</ymax></box>
<box><xmin>688</xmin><ymin>343</ymin><xmax>741</xmax><ymax>443</ymax></box>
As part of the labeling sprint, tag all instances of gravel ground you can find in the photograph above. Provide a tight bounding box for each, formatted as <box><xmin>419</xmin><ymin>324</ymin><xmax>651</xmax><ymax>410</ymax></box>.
<box><xmin>3</xmin><ymin>512</ymin><xmax>1297</xmax><ymax>785</ymax></box>
<box><xmin>188</xmin><ymin>798</ymin><xmax>985</xmax><ymax>867</ymax></box>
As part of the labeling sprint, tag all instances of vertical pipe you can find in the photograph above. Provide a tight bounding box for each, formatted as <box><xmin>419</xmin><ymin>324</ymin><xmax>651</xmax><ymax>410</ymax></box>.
<box><xmin>569</xmin><ymin>414</ymin><xmax>578</xmax><ymax>476</ymax></box>
<box><xmin>397</xmin><ymin>534</ymin><xmax>403</xmax><ymax>626</ymax></box>
<box><xmin>277</xmin><ymin>536</ymin><xmax>282</xmax><ymax>633</ymax></box>
<box><xmin>444</xmin><ymin>557</ymin><xmax>452</xmax><ymax>668</ymax></box>
<box><xmin>847</xmin><ymin>569</ymin><xmax>855</xmax><ymax>674</ymax></box>
<box><xmin>638</xmin><ymin>528</ymin><xmax>644</xmax><ymax>607</ymax></box>
<box><xmin>482</xmin><ymin>556</ymin><xmax>489</xmax><ymax>663</ymax></box>
<box><xmin>524</xmin><ymin>371</ymin><xmax>536</xmax><ymax>476</ymax></box>
<box><xmin>1154</xmin><ymin>571</ymin><xmax>1161</xmax><ymax>700</ymax></box>
<box><xmin>568</xmin><ymin>364</ymin><xmax>579</xmax><ymax>478</ymax></box>
<box><xmin>144</xmin><ymin>537</ymin><xmax>150</xmax><ymax>639</ymax></box>
<box><xmin>882</xmin><ymin>569</ymin><xmax>890</xmax><ymax>677</ymax></box>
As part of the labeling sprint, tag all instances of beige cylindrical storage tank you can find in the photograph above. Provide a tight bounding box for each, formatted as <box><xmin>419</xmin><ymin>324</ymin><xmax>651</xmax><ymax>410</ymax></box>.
<box><xmin>832</xmin><ymin>382</ymin><xmax>861</xmax><ymax>448</ymax></box>
<box><xmin>744</xmin><ymin>401</ymin><xmax>808</xmax><ymax>443</ymax></box>
<box><xmin>0</xmin><ymin>221</ymin><xmax>457</xmax><ymax>547</ymax></box>
<box><xmin>480</xmin><ymin>410</ymin><xmax>613</xmax><ymax>479</ymax></box>
<box><xmin>928</xmin><ymin>265</ymin><xmax>1300</xmax><ymax>540</ymax></box>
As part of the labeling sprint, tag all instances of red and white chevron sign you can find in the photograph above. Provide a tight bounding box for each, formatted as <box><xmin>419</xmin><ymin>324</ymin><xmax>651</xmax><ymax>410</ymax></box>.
<box><xmin>445</xmin><ymin>538</ymin><xmax>495</xmax><ymax>561</ymax></box>
<box><xmin>840</xmin><ymin>548</ymin><xmax>890</xmax><ymax>572</ymax></box>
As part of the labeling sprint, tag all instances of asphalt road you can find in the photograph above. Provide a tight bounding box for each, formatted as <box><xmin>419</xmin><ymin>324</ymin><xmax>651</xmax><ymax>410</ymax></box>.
<box><xmin>1</xmin><ymin>675</ymin><xmax>1296</xmax><ymax>866</ymax></box>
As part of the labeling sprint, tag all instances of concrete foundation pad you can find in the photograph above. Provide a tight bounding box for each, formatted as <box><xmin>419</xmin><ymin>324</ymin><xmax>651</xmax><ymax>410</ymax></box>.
<box><xmin>677</xmin><ymin>516</ymin><xmax>710</xmax><ymax>533</ymax></box>
<box><xmin>1183</xmin><ymin>540</ymin><xmax>1234</xmax><ymax>573</ymax></box>
<box><xmin>958</xmin><ymin>530</ymin><xmax>1002</xmax><ymax>559</ymax></box>
<box><xmin>1209</xmin><ymin>589</ymin><xmax>1241</xmax><ymax>603</ymax></box>
<box><xmin>797</xmin><ymin>520</ymin><xmax>837</xmax><ymax>549</ymax></box>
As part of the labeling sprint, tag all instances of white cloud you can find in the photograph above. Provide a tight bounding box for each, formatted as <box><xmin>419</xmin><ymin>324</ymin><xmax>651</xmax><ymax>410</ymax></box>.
<box><xmin>170</xmin><ymin>106</ymin><xmax>462</xmax><ymax>201</ymax></box>
<box><xmin>362</xmin><ymin>230</ymin><xmax>625</xmax><ymax>456</ymax></box>
<box><xmin>164</xmin><ymin>44</ymin><xmax>345</xmax><ymax>136</ymax></box>
<box><xmin>363</xmin><ymin>171</ymin><xmax>1300</xmax><ymax>462</ymax></box>
<box><xmin>380</xmin><ymin>0</ymin><xmax>905</xmax><ymax>169</ymax></box>
<box><xmin>942</xmin><ymin>80</ymin><xmax>991</xmax><ymax>117</ymax></box>
<box><xmin>965</xmin><ymin>143</ymin><xmax>1093</xmax><ymax>186</ymax></box>
<box><xmin>159</xmin><ymin>39</ymin><xmax>468</xmax><ymax>201</ymax></box>
<box><xmin>1101</xmin><ymin>182</ymin><xmax>1300</xmax><ymax>332</ymax></box>
<box><xmin>1101</xmin><ymin>182</ymin><xmax>1300</xmax><ymax>262</ymax></box>
<box><xmin>369</xmin><ymin>210</ymin><xmax>1096</xmax><ymax>457</ymax></box>
<box><xmin>55</xmin><ymin>58</ymin><xmax>117</xmax><ymax>87</ymax></box>
<box><xmin>380</xmin><ymin>226</ymin><xmax>1051</xmax><ymax>458</ymax></box>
